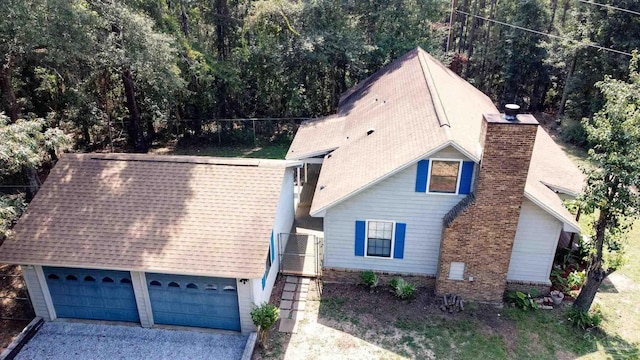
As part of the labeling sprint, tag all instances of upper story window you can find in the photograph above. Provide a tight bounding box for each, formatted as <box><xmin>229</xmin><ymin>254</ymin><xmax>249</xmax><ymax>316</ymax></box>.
<box><xmin>428</xmin><ymin>160</ymin><xmax>461</xmax><ymax>194</ymax></box>
<box><xmin>367</xmin><ymin>221</ymin><xmax>394</xmax><ymax>258</ymax></box>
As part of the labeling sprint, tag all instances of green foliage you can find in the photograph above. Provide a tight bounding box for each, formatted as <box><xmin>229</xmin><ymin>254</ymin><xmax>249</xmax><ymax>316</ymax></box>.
<box><xmin>360</xmin><ymin>270</ymin><xmax>379</xmax><ymax>290</ymax></box>
<box><xmin>550</xmin><ymin>267</ymin><xmax>570</xmax><ymax>294</ymax></box>
<box><xmin>251</xmin><ymin>302</ymin><xmax>280</xmax><ymax>347</ymax></box>
<box><xmin>0</xmin><ymin>114</ymin><xmax>71</xmax><ymax>179</ymax></box>
<box><xmin>560</xmin><ymin>120</ymin><xmax>588</xmax><ymax>147</ymax></box>
<box><xmin>574</xmin><ymin>52</ymin><xmax>640</xmax><ymax>311</ymax></box>
<box><xmin>567</xmin><ymin>270</ymin><xmax>586</xmax><ymax>289</ymax></box>
<box><xmin>389</xmin><ymin>277</ymin><xmax>416</xmax><ymax>300</ymax></box>
<box><xmin>507</xmin><ymin>291</ymin><xmax>538</xmax><ymax>310</ymax></box>
<box><xmin>567</xmin><ymin>306</ymin><xmax>603</xmax><ymax>330</ymax></box>
<box><xmin>0</xmin><ymin>194</ymin><xmax>27</xmax><ymax>240</ymax></box>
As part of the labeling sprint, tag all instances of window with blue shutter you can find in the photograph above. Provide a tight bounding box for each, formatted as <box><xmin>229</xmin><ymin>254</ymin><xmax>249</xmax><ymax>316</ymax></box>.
<box><xmin>355</xmin><ymin>221</ymin><xmax>366</xmax><ymax>256</ymax></box>
<box><xmin>459</xmin><ymin>161</ymin><xmax>475</xmax><ymax>194</ymax></box>
<box><xmin>393</xmin><ymin>223</ymin><xmax>406</xmax><ymax>259</ymax></box>
<box><xmin>415</xmin><ymin>160</ymin><xmax>429</xmax><ymax>192</ymax></box>
<box><xmin>261</xmin><ymin>271</ymin><xmax>267</xmax><ymax>289</ymax></box>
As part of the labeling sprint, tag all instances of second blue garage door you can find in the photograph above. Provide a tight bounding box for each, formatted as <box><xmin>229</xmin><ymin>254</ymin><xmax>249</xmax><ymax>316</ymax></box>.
<box><xmin>146</xmin><ymin>273</ymin><xmax>241</xmax><ymax>331</ymax></box>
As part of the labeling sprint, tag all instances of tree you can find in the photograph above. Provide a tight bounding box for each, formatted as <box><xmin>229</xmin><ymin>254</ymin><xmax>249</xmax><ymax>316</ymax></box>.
<box><xmin>573</xmin><ymin>52</ymin><xmax>640</xmax><ymax>311</ymax></box>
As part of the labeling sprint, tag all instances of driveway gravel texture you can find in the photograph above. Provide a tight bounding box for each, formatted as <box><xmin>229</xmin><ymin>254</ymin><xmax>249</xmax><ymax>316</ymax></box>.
<box><xmin>16</xmin><ymin>321</ymin><xmax>248</xmax><ymax>360</ymax></box>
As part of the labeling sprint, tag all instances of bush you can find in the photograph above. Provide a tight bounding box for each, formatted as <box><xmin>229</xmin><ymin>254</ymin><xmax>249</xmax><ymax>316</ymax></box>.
<box><xmin>567</xmin><ymin>270</ymin><xmax>586</xmax><ymax>289</ymax></box>
<box><xmin>389</xmin><ymin>277</ymin><xmax>416</xmax><ymax>300</ymax></box>
<box><xmin>507</xmin><ymin>291</ymin><xmax>538</xmax><ymax>310</ymax></box>
<box><xmin>560</xmin><ymin>119</ymin><xmax>588</xmax><ymax>147</ymax></box>
<box><xmin>250</xmin><ymin>303</ymin><xmax>279</xmax><ymax>348</ymax></box>
<box><xmin>360</xmin><ymin>270</ymin><xmax>379</xmax><ymax>291</ymax></box>
<box><xmin>567</xmin><ymin>307</ymin><xmax>602</xmax><ymax>330</ymax></box>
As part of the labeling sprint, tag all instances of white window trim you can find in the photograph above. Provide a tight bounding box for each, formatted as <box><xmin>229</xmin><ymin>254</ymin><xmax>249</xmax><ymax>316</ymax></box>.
<box><xmin>425</xmin><ymin>158</ymin><xmax>463</xmax><ymax>195</ymax></box>
<box><xmin>364</xmin><ymin>220</ymin><xmax>396</xmax><ymax>260</ymax></box>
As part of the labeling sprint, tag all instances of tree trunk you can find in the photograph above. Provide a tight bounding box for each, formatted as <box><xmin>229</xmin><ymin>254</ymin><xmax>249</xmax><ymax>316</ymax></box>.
<box><xmin>557</xmin><ymin>51</ymin><xmax>578</xmax><ymax>119</ymax></box>
<box><xmin>215</xmin><ymin>0</ymin><xmax>229</xmax><ymax>61</ymax></box>
<box><xmin>573</xmin><ymin>209</ymin><xmax>607</xmax><ymax>311</ymax></box>
<box><xmin>561</xmin><ymin>0</ymin><xmax>570</xmax><ymax>27</ymax></box>
<box><xmin>180</xmin><ymin>1</ymin><xmax>189</xmax><ymax>37</ymax></box>
<box><xmin>121</xmin><ymin>69</ymin><xmax>147</xmax><ymax>153</ymax></box>
<box><xmin>548</xmin><ymin>0</ymin><xmax>558</xmax><ymax>33</ymax></box>
<box><xmin>23</xmin><ymin>166</ymin><xmax>41</xmax><ymax>202</ymax></box>
<box><xmin>0</xmin><ymin>56</ymin><xmax>19</xmax><ymax>123</ymax></box>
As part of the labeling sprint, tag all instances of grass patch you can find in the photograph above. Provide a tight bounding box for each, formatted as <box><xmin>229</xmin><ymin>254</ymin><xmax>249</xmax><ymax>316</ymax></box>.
<box><xmin>318</xmin><ymin>296</ymin><xmax>349</xmax><ymax>322</ymax></box>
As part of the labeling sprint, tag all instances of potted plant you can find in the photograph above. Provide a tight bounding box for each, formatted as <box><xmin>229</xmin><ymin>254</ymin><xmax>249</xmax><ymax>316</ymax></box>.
<box><xmin>550</xmin><ymin>290</ymin><xmax>564</xmax><ymax>305</ymax></box>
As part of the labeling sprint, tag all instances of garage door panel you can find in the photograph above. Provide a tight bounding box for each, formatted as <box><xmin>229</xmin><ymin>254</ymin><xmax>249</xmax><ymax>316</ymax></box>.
<box><xmin>43</xmin><ymin>267</ymin><xmax>139</xmax><ymax>323</ymax></box>
<box><xmin>146</xmin><ymin>273</ymin><xmax>241</xmax><ymax>331</ymax></box>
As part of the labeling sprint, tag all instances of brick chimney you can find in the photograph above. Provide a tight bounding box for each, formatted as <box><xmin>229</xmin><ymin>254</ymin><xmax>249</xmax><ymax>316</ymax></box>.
<box><xmin>436</xmin><ymin>110</ymin><xmax>539</xmax><ymax>302</ymax></box>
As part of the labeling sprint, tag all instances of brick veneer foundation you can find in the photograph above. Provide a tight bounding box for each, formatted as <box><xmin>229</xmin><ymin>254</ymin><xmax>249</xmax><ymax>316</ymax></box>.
<box><xmin>436</xmin><ymin>113</ymin><xmax>539</xmax><ymax>302</ymax></box>
<box><xmin>322</xmin><ymin>268</ymin><xmax>436</xmax><ymax>288</ymax></box>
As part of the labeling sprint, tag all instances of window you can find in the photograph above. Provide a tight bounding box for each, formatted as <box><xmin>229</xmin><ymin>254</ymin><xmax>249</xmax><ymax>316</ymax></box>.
<box><xmin>102</xmin><ymin>277</ymin><xmax>114</xmax><ymax>283</ymax></box>
<box><xmin>168</xmin><ymin>282</ymin><xmax>180</xmax><ymax>288</ymax></box>
<box><xmin>150</xmin><ymin>280</ymin><xmax>162</xmax><ymax>287</ymax></box>
<box><xmin>428</xmin><ymin>160</ymin><xmax>461</xmax><ymax>194</ymax></box>
<box><xmin>84</xmin><ymin>276</ymin><xmax>95</xmax><ymax>282</ymax></box>
<box><xmin>449</xmin><ymin>262</ymin><xmax>465</xmax><ymax>280</ymax></box>
<box><xmin>120</xmin><ymin>278</ymin><xmax>132</xmax><ymax>284</ymax></box>
<box><xmin>47</xmin><ymin>274</ymin><xmax>60</xmax><ymax>280</ymax></box>
<box><xmin>66</xmin><ymin>275</ymin><xmax>78</xmax><ymax>281</ymax></box>
<box><xmin>366</xmin><ymin>221</ymin><xmax>394</xmax><ymax>258</ymax></box>
<box><xmin>186</xmin><ymin>283</ymin><xmax>198</xmax><ymax>289</ymax></box>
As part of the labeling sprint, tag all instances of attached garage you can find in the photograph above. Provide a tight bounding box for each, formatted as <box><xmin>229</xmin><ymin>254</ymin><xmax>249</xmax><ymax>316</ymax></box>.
<box><xmin>146</xmin><ymin>273</ymin><xmax>240</xmax><ymax>331</ymax></box>
<box><xmin>43</xmin><ymin>267</ymin><xmax>139</xmax><ymax>323</ymax></box>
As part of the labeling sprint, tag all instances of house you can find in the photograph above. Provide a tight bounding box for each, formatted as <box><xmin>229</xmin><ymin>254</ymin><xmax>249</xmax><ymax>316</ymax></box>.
<box><xmin>0</xmin><ymin>154</ymin><xmax>297</xmax><ymax>333</ymax></box>
<box><xmin>286</xmin><ymin>48</ymin><xmax>584</xmax><ymax>302</ymax></box>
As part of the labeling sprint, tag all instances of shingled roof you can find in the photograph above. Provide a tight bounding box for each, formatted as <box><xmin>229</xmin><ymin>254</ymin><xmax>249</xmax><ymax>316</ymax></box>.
<box><xmin>0</xmin><ymin>154</ymin><xmax>290</xmax><ymax>278</ymax></box>
<box><xmin>286</xmin><ymin>47</ymin><xmax>583</xmax><ymax>232</ymax></box>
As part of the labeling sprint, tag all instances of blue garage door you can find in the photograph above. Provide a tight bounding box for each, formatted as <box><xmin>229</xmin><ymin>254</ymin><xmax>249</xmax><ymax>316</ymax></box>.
<box><xmin>43</xmin><ymin>267</ymin><xmax>139</xmax><ymax>323</ymax></box>
<box><xmin>146</xmin><ymin>273</ymin><xmax>241</xmax><ymax>331</ymax></box>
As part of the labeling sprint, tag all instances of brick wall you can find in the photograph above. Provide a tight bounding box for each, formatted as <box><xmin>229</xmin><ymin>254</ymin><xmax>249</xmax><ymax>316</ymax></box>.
<box><xmin>436</xmin><ymin>114</ymin><xmax>538</xmax><ymax>302</ymax></box>
<box><xmin>322</xmin><ymin>268</ymin><xmax>436</xmax><ymax>288</ymax></box>
<box><xmin>505</xmin><ymin>281</ymin><xmax>551</xmax><ymax>296</ymax></box>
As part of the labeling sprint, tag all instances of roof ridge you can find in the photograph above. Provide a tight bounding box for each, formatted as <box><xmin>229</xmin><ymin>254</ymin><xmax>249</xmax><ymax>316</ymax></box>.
<box><xmin>418</xmin><ymin>50</ymin><xmax>451</xmax><ymax>130</ymax></box>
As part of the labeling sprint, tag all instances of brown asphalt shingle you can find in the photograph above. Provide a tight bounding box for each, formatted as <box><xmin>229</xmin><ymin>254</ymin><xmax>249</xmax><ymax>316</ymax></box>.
<box><xmin>286</xmin><ymin>47</ymin><xmax>584</xmax><ymax>230</ymax></box>
<box><xmin>0</xmin><ymin>154</ymin><xmax>288</xmax><ymax>278</ymax></box>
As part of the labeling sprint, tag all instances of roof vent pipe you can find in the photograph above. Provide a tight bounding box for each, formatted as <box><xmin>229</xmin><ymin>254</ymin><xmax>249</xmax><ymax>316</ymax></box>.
<box><xmin>504</xmin><ymin>104</ymin><xmax>520</xmax><ymax>121</ymax></box>
<box><xmin>367</xmin><ymin>128</ymin><xmax>375</xmax><ymax>136</ymax></box>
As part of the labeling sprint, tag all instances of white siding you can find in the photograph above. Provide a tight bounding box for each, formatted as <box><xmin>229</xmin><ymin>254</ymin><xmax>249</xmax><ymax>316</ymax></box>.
<box><xmin>253</xmin><ymin>168</ymin><xmax>295</xmax><ymax>304</ymax></box>
<box><xmin>324</xmin><ymin>158</ymin><xmax>468</xmax><ymax>275</ymax></box>
<box><xmin>507</xmin><ymin>199</ymin><xmax>563</xmax><ymax>283</ymax></box>
<box><xmin>130</xmin><ymin>271</ymin><xmax>153</xmax><ymax>327</ymax></box>
<box><xmin>21</xmin><ymin>265</ymin><xmax>53</xmax><ymax>321</ymax></box>
<box><xmin>238</xmin><ymin>279</ymin><xmax>256</xmax><ymax>334</ymax></box>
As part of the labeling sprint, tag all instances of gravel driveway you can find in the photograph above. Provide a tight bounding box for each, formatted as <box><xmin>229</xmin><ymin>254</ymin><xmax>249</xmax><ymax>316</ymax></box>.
<box><xmin>16</xmin><ymin>321</ymin><xmax>248</xmax><ymax>360</ymax></box>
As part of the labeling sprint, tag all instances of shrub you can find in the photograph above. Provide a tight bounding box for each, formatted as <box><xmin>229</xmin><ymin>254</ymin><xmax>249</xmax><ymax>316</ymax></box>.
<box><xmin>389</xmin><ymin>277</ymin><xmax>416</xmax><ymax>300</ymax></box>
<box><xmin>250</xmin><ymin>303</ymin><xmax>280</xmax><ymax>348</ymax></box>
<box><xmin>567</xmin><ymin>307</ymin><xmax>602</xmax><ymax>330</ymax></box>
<box><xmin>550</xmin><ymin>267</ymin><xmax>570</xmax><ymax>294</ymax></box>
<box><xmin>560</xmin><ymin>118</ymin><xmax>588</xmax><ymax>147</ymax></box>
<box><xmin>567</xmin><ymin>270</ymin><xmax>586</xmax><ymax>289</ymax></box>
<box><xmin>360</xmin><ymin>270</ymin><xmax>379</xmax><ymax>291</ymax></box>
<box><xmin>507</xmin><ymin>291</ymin><xmax>538</xmax><ymax>310</ymax></box>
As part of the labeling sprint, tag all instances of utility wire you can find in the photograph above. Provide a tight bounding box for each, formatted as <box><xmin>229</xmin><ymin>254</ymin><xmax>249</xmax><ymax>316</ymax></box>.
<box><xmin>455</xmin><ymin>10</ymin><xmax>633</xmax><ymax>57</ymax></box>
<box><xmin>577</xmin><ymin>0</ymin><xmax>640</xmax><ymax>17</ymax></box>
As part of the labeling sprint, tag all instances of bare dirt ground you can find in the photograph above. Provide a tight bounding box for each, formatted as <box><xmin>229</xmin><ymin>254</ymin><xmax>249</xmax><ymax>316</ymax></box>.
<box><xmin>254</xmin><ymin>276</ymin><xmax>520</xmax><ymax>360</ymax></box>
<box><xmin>0</xmin><ymin>264</ymin><xmax>35</xmax><ymax>353</ymax></box>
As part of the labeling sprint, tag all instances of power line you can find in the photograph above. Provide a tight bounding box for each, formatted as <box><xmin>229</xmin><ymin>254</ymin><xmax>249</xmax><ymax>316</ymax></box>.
<box><xmin>577</xmin><ymin>0</ymin><xmax>640</xmax><ymax>17</ymax></box>
<box><xmin>455</xmin><ymin>10</ymin><xmax>633</xmax><ymax>57</ymax></box>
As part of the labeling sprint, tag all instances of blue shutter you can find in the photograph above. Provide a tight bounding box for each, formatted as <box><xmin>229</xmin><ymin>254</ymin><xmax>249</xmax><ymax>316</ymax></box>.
<box><xmin>459</xmin><ymin>161</ymin><xmax>475</xmax><ymax>194</ymax></box>
<box><xmin>415</xmin><ymin>160</ymin><xmax>429</xmax><ymax>192</ymax></box>
<box><xmin>270</xmin><ymin>231</ymin><xmax>275</xmax><ymax>262</ymax></box>
<box><xmin>261</xmin><ymin>272</ymin><xmax>267</xmax><ymax>289</ymax></box>
<box><xmin>355</xmin><ymin>221</ymin><xmax>366</xmax><ymax>256</ymax></box>
<box><xmin>393</xmin><ymin>223</ymin><xmax>406</xmax><ymax>259</ymax></box>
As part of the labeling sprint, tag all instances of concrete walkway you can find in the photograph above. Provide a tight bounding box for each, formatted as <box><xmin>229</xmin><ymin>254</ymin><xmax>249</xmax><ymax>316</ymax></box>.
<box><xmin>278</xmin><ymin>276</ymin><xmax>310</xmax><ymax>333</ymax></box>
